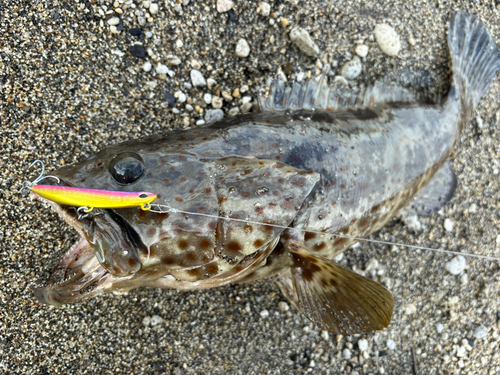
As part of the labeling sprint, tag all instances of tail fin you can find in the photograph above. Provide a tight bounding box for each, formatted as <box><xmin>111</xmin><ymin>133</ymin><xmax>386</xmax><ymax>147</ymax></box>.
<box><xmin>448</xmin><ymin>12</ymin><xmax>500</xmax><ymax>121</ymax></box>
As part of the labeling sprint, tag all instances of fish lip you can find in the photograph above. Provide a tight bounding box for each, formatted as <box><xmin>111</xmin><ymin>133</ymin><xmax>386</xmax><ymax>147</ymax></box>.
<box><xmin>30</xmin><ymin>191</ymin><xmax>110</xmax><ymax>305</ymax></box>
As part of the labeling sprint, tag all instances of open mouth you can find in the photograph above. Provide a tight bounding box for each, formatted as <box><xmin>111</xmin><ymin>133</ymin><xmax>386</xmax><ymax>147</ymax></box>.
<box><xmin>31</xmin><ymin>193</ymin><xmax>112</xmax><ymax>306</ymax></box>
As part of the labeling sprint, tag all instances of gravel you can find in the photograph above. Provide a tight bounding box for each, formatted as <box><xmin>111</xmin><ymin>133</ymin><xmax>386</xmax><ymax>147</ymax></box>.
<box><xmin>2</xmin><ymin>1</ymin><xmax>500</xmax><ymax>374</ymax></box>
<box><xmin>289</xmin><ymin>26</ymin><xmax>320</xmax><ymax>56</ymax></box>
<box><xmin>445</xmin><ymin>255</ymin><xmax>467</xmax><ymax>275</ymax></box>
<box><xmin>374</xmin><ymin>23</ymin><xmax>401</xmax><ymax>56</ymax></box>
<box><xmin>340</xmin><ymin>56</ymin><xmax>363</xmax><ymax>80</ymax></box>
<box><xmin>190</xmin><ymin>69</ymin><xmax>207</xmax><ymax>87</ymax></box>
<box><xmin>235</xmin><ymin>38</ymin><xmax>251</xmax><ymax>58</ymax></box>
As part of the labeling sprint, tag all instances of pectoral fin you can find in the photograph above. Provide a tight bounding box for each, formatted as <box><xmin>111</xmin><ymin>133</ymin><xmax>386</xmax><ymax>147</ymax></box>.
<box><xmin>401</xmin><ymin>161</ymin><xmax>457</xmax><ymax>217</ymax></box>
<box><xmin>278</xmin><ymin>244</ymin><xmax>393</xmax><ymax>335</ymax></box>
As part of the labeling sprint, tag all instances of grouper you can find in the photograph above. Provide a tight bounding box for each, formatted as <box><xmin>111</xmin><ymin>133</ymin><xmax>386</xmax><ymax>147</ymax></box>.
<box><xmin>29</xmin><ymin>12</ymin><xmax>500</xmax><ymax>335</ymax></box>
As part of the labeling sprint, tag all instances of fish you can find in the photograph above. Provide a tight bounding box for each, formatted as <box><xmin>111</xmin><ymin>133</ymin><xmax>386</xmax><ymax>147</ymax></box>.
<box><xmin>28</xmin><ymin>12</ymin><xmax>500</xmax><ymax>335</ymax></box>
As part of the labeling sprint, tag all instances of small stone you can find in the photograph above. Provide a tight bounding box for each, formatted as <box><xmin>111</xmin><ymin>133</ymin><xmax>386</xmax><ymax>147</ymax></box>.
<box><xmin>191</xmin><ymin>59</ymin><xmax>202</xmax><ymax>69</ymax></box>
<box><xmin>228</xmin><ymin>107</ymin><xmax>240</xmax><ymax>116</ymax></box>
<box><xmin>444</xmin><ymin>218</ymin><xmax>454</xmax><ymax>232</ymax></box>
<box><xmin>217</xmin><ymin>0</ymin><xmax>234</xmax><ymax>13</ymax></box>
<box><xmin>138</xmin><ymin>16</ymin><xmax>146</xmax><ymax>26</ymax></box>
<box><xmin>235</xmin><ymin>39</ymin><xmax>250</xmax><ymax>58</ymax></box>
<box><xmin>240</xmin><ymin>84</ymin><xmax>249</xmax><ymax>93</ymax></box>
<box><xmin>374</xmin><ymin>24</ymin><xmax>401</xmax><ymax>56</ymax></box>
<box><xmin>129</xmin><ymin>28</ymin><xmax>143</xmax><ymax>36</ymax></box>
<box><xmin>240</xmin><ymin>102</ymin><xmax>252</xmax><ymax>113</ymax></box>
<box><xmin>278</xmin><ymin>301</ymin><xmax>289</xmax><ymax>312</ymax></box>
<box><xmin>196</xmin><ymin>119</ymin><xmax>205</xmax><ymax>126</ymax></box>
<box><xmin>129</xmin><ymin>45</ymin><xmax>146</xmax><ymax>58</ymax></box>
<box><xmin>460</xmin><ymin>273</ymin><xmax>468</xmax><ymax>285</ymax></box>
<box><xmin>221</xmin><ymin>91</ymin><xmax>232</xmax><ymax>102</ymax></box>
<box><xmin>436</xmin><ymin>323</ymin><xmax>444</xmax><ymax>333</ymax></box>
<box><xmin>289</xmin><ymin>27</ymin><xmax>320</xmax><ymax>57</ymax></box>
<box><xmin>321</xmin><ymin>330</ymin><xmax>329</xmax><ymax>341</ymax></box>
<box><xmin>444</xmin><ymin>255</ymin><xmax>466</xmax><ymax>275</ymax></box>
<box><xmin>364</xmin><ymin>258</ymin><xmax>379</xmax><ymax>272</ymax></box>
<box><xmin>149</xmin><ymin>3</ymin><xmax>158</xmax><ymax>14</ymax></box>
<box><xmin>207</xmin><ymin>78</ymin><xmax>217</xmax><ymax>89</ymax></box>
<box><xmin>184</xmin><ymin>82</ymin><xmax>193</xmax><ymax>90</ymax></box>
<box><xmin>185</xmin><ymin>104</ymin><xmax>194</xmax><ymax>112</ymax></box>
<box><xmin>142</xmin><ymin>316</ymin><xmax>151</xmax><ymax>326</ymax></box>
<box><xmin>164</xmin><ymin>91</ymin><xmax>176</xmax><ymax>107</ymax></box>
<box><xmin>190</xmin><ymin>70</ymin><xmax>207</xmax><ymax>87</ymax></box>
<box><xmin>182</xmin><ymin>0</ymin><xmax>190</xmax><ymax>4</ymax></box>
<box><xmin>404</xmin><ymin>303</ymin><xmax>417</xmax><ymax>315</ymax></box>
<box><xmin>343</xmin><ymin>348</ymin><xmax>352</xmax><ymax>359</ymax></box>
<box><xmin>143</xmin><ymin>0</ymin><xmax>151</xmax><ymax>8</ymax></box>
<box><xmin>473</xmin><ymin>326</ymin><xmax>488</xmax><ymax>339</ymax></box>
<box><xmin>150</xmin><ymin>315</ymin><xmax>163</xmax><ymax>326</ymax></box>
<box><xmin>260</xmin><ymin>309</ymin><xmax>269</xmax><ymax>318</ymax></box>
<box><xmin>386</xmin><ymin>339</ymin><xmax>396</xmax><ymax>350</ymax></box>
<box><xmin>211</xmin><ymin>96</ymin><xmax>223</xmax><ymax>109</ymax></box>
<box><xmin>456</xmin><ymin>346</ymin><xmax>466</xmax><ymax>358</ymax></box>
<box><xmin>280</xmin><ymin>18</ymin><xmax>290</xmax><ymax>27</ymax></box>
<box><xmin>145</xmin><ymin>31</ymin><xmax>153</xmax><ymax>38</ymax></box>
<box><xmin>358</xmin><ymin>338</ymin><xmax>368</xmax><ymax>351</ymax></box>
<box><xmin>340</xmin><ymin>56</ymin><xmax>362</xmax><ymax>80</ymax></box>
<box><xmin>107</xmin><ymin>17</ymin><xmax>120</xmax><ymax>26</ymax></box>
<box><xmin>403</xmin><ymin>215</ymin><xmax>422</xmax><ymax>231</ymax></box>
<box><xmin>205</xmin><ymin>109</ymin><xmax>224</xmax><ymax>124</ymax></box>
<box><xmin>232</xmin><ymin>88</ymin><xmax>240</xmax><ymax>98</ymax></box>
<box><xmin>155</xmin><ymin>64</ymin><xmax>169</xmax><ymax>74</ymax></box>
<box><xmin>143</xmin><ymin>62</ymin><xmax>152</xmax><ymax>72</ymax></box>
<box><xmin>257</xmin><ymin>2</ymin><xmax>270</xmax><ymax>16</ymax></box>
<box><xmin>355</xmin><ymin>44</ymin><xmax>369</xmax><ymax>58</ymax></box>
<box><xmin>166</xmin><ymin>55</ymin><xmax>181</xmax><ymax>65</ymax></box>
<box><xmin>203</xmin><ymin>93</ymin><xmax>212</xmax><ymax>104</ymax></box>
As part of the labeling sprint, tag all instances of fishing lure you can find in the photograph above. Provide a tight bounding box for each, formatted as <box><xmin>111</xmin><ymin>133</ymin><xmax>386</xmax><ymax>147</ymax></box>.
<box><xmin>22</xmin><ymin>161</ymin><xmax>157</xmax><ymax>215</ymax></box>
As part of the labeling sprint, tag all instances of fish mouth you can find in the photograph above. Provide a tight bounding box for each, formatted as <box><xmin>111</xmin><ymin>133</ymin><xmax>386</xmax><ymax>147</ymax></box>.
<box><xmin>30</xmin><ymin>192</ymin><xmax>126</xmax><ymax>306</ymax></box>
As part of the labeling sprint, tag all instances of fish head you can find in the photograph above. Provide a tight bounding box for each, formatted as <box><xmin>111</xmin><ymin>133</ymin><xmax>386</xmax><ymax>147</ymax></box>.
<box><xmin>32</xmin><ymin>138</ymin><xmax>320</xmax><ymax>305</ymax></box>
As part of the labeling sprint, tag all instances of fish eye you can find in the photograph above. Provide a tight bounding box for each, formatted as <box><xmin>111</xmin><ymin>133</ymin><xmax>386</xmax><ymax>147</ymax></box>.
<box><xmin>138</xmin><ymin>193</ymin><xmax>149</xmax><ymax>198</ymax></box>
<box><xmin>108</xmin><ymin>152</ymin><xmax>145</xmax><ymax>184</ymax></box>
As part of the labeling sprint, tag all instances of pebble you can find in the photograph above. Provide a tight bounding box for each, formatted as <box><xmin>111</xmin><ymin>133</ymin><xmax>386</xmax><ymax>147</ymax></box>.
<box><xmin>386</xmin><ymin>339</ymin><xmax>396</xmax><ymax>350</ymax></box>
<box><xmin>358</xmin><ymin>338</ymin><xmax>368</xmax><ymax>351</ymax></box>
<box><xmin>190</xmin><ymin>70</ymin><xmax>207</xmax><ymax>87</ymax></box>
<box><xmin>221</xmin><ymin>91</ymin><xmax>233</xmax><ymax>102</ymax></box>
<box><xmin>150</xmin><ymin>315</ymin><xmax>163</xmax><ymax>326</ymax></box>
<box><xmin>205</xmin><ymin>109</ymin><xmax>224</xmax><ymax>123</ymax></box>
<box><xmin>278</xmin><ymin>301</ymin><xmax>289</xmax><ymax>312</ymax></box>
<box><xmin>211</xmin><ymin>96</ymin><xmax>223</xmax><ymax>109</ymax></box>
<box><xmin>203</xmin><ymin>93</ymin><xmax>212</xmax><ymax>104</ymax></box>
<box><xmin>155</xmin><ymin>64</ymin><xmax>169</xmax><ymax>74</ymax></box>
<box><xmin>142</xmin><ymin>316</ymin><xmax>151</xmax><ymax>326</ymax></box>
<box><xmin>321</xmin><ymin>330</ymin><xmax>329</xmax><ymax>341</ymax></box>
<box><xmin>185</xmin><ymin>104</ymin><xmax>194</xmax><ymax>112</ymax></box>
<box><xmin>355</xmin><ymin>44</ymin><xmax>369</xmax><ymax>58</ymax></box>
<box><xmin>149</xmin><ymin>3</ymin><xmax>158</xmax><ymax>15</ymax></box>
<box><xmin>404</xmin><ymin>303</ymin><xmax>417</xmax><ymax>315</ymax></box>
<box><xmin>178</xmin><ymin>93</ymin><xmax>187</xmax><ymax>103</ymax></box>
<box><xmin>374</xmin><ymin>24</ymin><xmax>401</xmax><ymax>56</ymax></box>
<box><xmin>166</xmin><ymin>55</ymin><xmax>182</xmax><ymax>65</ymax></box>
<box><xmin>260</xmin><ymin>309</ymin><xmax>269</xmax><ymax>318</ymax></box>
<box><xmin>145</xmin><ymin>31</ymin><xmax>153</xmax><ymax>38</ymax></box>
<box><xmin>129</xmin><ymin>28</ymin><xmax>143</xmax><ymax>36</ymax></box>
<box><xmin>340</xmin><ymin>56</ymin><xmax>362</xmax><ymax>80</ymax></box>
<box><xmin>436</xmin><ymin>323</ymin><xmax>444</xmax><ymax>333</ymax></box>
<box><xmin>460</xmin><ymin>273</ymin><xmax>468</xmax><ymax>285</ymax></box>
<box><xmin>129</xmin><ymin>45</ymin><xmax>146</xmax><ymax>58</ymax></box>
<box><xmin>444</xmin><ymin>255</ymin><xmax>466</xmax><ymax>275</ymax></box>
<box><xmin>196</xmin><ymin>120</ymin><xmax>206</xmax><ymax>126</ymax></box>
<box><xmin>143</xmin><ymin>62</ymin><xmax>152</xmax><ymax>72</ymax></box>
<box><xmin>444</xmin><ymin>218</ymin><xmax>454</xmax><ymax>232</ymax></box>
<box><xmin>138</xmin><ymin>16</ymin><xmax>146</xmax><ymax>26</ymax></box>
<box><xmin>456</xmin><ymin>346</ymin><xmax>467</xmax><ymax>358</ymax></box>
<box><xmin>235</xmin><ymin>39</ymin><xmax>250</xmax><ymax>58</ymax></box>
<box><xmin>257</xmin><ymin>2</ymin><xmax>271</xmax><ymax>17</ymax></box>
<box><xmin>240</xmin><ymin>102</ymin><xmax>252</xmax><ymax>113</ymax></box>
<box><xmin>107</xmin><ymin>17</ymin><xmax>120</xmax><ymax>26</ymax></box>
<box><xmin>207</xmin><ymin>78</ymin><xmax>217</xmax><ymax>89</ymax></box>
<box><xmin>343</xmin><ymin>348</ymin><xmax>352</xmax><ymax>359</ymax></box>
<box><xmin>364</xmin><ymin>258</ymin><xmax>379</xmax><ymax>272</ymax></box>
<box><xmin>473</xmin><ymin>326</ymin><xmax>488</xmax><ymax>339</ymax></box>
<box><xmin>289</xmin><ymin>27</ymin><xmax>320</xmax><ymax>56</ymax></box>
<box><xmin>403</xmin><ymin>215</ymin><xmax>422</xmax><ymax>231</ymax></box>
<box><xmin>217</xmin><ymin>0</ymin><xmax>234</xmax><ymax>13</ymax></box>
<box><xmin>228</xmin><ymin>107</ymin><xmax>240</xmax><ymax>116</ymax></box>
<box><xmin>163</xmin><ymin>91</ymin><xmax>176</xmax><ymax>107</ymax></box>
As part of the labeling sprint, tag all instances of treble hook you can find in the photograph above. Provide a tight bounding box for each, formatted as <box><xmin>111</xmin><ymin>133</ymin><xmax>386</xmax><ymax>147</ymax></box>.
<box><xmin>19</xmin><ymin>160</ymin><xmax>60</xmax><ymax>195</ymax></box>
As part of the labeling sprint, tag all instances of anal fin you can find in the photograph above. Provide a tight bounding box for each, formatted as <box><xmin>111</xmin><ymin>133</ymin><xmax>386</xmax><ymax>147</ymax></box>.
<box><xmin>278</xmin><ymin>243</ymin><xmax>393</xmax><ymax>335</ymax></box>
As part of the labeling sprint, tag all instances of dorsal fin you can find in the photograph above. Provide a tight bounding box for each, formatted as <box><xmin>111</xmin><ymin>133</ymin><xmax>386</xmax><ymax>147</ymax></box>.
<box><xmin>258</xmin><ymin>74</ymin><xmax>439</xmax><ymax>113</ymax></box>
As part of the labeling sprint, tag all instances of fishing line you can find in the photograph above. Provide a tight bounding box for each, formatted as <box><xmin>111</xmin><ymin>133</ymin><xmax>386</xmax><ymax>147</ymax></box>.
<box><xmin>150</xmin><ymin>203</ymin><xmax>500</xmax><ymax>262</ymax></box>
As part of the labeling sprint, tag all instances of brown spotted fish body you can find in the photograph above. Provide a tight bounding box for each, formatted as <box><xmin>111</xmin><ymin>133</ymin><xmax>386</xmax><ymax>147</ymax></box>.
<box><xmin>32</xmin><ymin>13</ymin><xmax>500</xmax><ymax>335</ymax></box>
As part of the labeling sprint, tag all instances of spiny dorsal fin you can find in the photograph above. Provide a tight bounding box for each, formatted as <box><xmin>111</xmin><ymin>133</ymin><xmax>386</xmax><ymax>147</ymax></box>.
<box><xmin>258</xmin><ymin>74</ymin><xmax>437</xmax><ymax>113</ymax></box>
<box><xmin>277</xmin><ymin>244</ymin><xmax>393</xmax><ymax>335</ymax></box>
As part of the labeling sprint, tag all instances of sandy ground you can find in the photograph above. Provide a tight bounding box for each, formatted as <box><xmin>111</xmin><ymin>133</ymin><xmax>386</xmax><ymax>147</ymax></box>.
<box><xmin>1</xmin><ymin>0</ymin><xmax>500</xmax><ymax>374</ymax></box>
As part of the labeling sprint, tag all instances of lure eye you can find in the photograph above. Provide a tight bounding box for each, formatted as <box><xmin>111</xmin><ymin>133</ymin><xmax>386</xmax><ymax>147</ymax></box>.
<box><xmin>138</xmin><ymin>193</ymin><xmax>149</xmax><ymax>198</ymax></box>
<box><xmin>108</xmin><ymin>152</ymin><xmax>145</xmax><ymax>184</ymax></box>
